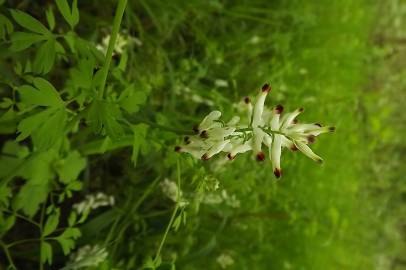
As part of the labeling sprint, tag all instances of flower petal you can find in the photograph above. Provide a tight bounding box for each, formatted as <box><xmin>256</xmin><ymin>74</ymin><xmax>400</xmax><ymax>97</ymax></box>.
<box><xmin>293</xmin><ymin>140</ymin><xmax>323</xmax><ymax>163</ymax></box>
<box><xmin>280</xmin><ymin>108</ymin><xmax>304</xmax><ymax>129</ymax></box>
<box><xmin>271</xmin><ymin>134</ymin><xmax>282</xmax><ymax>177</ymax></box>
<box><xmin>199</xmin><ymin>111</ymin><xmax>222</xmax><ymax>130</ymax></box>
<box><xmin>252</xmin><ymin>87</ymin><xmax>270</xmax><ymax>127</ymax></box>
<box><xmin>203</xmin><ymin>140</ymin><xmax>231</xmax><ymax>159</ymax></box>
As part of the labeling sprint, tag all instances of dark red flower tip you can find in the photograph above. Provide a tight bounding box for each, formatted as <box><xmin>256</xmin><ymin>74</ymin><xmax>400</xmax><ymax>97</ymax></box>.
<box><xmin>315</xmin><ymin>123</ymin><xmax>322</xmax><ymax>127</ymax></box>
<box><xmin>193</xmin><ymin>125</ymin><xmax>199</xmax><ymax>134</ymax></box>
<box><xmin>290</xmin><ymin>144</ymin><xmax>298</xmax><ymax>151</ymax></box>
<box><xmin>293</xmin><ymin>118</ymin><xmax>298</xmax><ymax>124</ymax></box>
<box><xmin>261</xmin><ymin>83</ymin><xmax>271</xmax><ymax>92</ymax></box>
<box><xmin>275</xmin><ymin>104</ymin><xmax>284</xmax><ymax>114</ymax></box>
<box><xmin>307</xmin><ymin>135</ymin><xmax>316</xmax><ymax>144</ymax></box>
<box><xmin>329</xmin><ymin>126</ymin><xmax>336</xmax><ymax>132</ymax></box>
<box><xmin>200</xmin><ymin>130</ymin><xmax>209</xmax><ymax>139</ymax></box>
<box><xmin>244</xmin><ymin>96</ymin><xmax>251</xmax><ymax>104</ymax></box>
<box><xmin>201</xmin><ymin>153</ymin><xmax>210</xmax><ymax>160</ymax></box>
<box><xmin>227</xmin><ymin>153</ymin><xmax>235</xmax><ymax>160</ymax></box>
<box><xmin>298</xmin><ymin>107</ymin><xmax>304</xmax><ymax>112</ymax></box>
<box><xmin>174</xmin><ymin>146</ymin><xmax>182</xmax><ymax>152</ymax></box>
<box><xmin>256</xmin><ymin>151</ymin><xmax>265</xmax><ymax>161</ymax></box>
<box><xmin>274</xmin><ymin>168</ymin><xmax>282</xmax><ymax>178</ymax></box>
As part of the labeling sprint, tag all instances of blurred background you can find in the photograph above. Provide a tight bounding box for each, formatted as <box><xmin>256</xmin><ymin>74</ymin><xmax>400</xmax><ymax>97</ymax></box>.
<box><xmin>0</xmin><ymin>0</ymin><xmax>405</xmax><ymax>269</ymax></box>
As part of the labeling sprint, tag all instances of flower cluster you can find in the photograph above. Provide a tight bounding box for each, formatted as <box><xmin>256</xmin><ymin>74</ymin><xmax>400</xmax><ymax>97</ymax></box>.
<box><xmin>63</xmin><ymin>245</ymin><xmax>108</xmax><ymax>270</ymax></box>
<box><xmin>160</xmin><ymin>178</ymin><xmax>189</xmax><ymax>207</ymax></box>
<box><xmin>72</xmin><ymin>192</ymin><xmax>115</xmax><ymax>214</ymax></box>
<box><xmin>176</xmin><ymin>83</ymin><xmax>335</xmax><ymax>178</ymax></box>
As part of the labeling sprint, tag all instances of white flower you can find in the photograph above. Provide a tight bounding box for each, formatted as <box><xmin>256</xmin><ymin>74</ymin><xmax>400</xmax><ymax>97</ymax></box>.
<box><xmin>72</xmin><ymin>193</ymin><xmax>114</xmax><ymax>214</ymax></box>
<box><xmin>96</xmin><ymin>32</ymin><xmax>139</xmax><ymax>55</ymax></box>
<box><xmin>160</xmin><ymin>179</ymin><xmax>189</xmax><ymax>207</ymax></box>
<box><xmin>176</xmin><ymin>83</ymin><xmax>335</xmax><ymax>178</ymax></box>
<box><xmin>216</xmin><ymin>253</ymin><xmax>235</xmax><ymax>269</ymax></box>
<box><xmin>62</xmin><ymin>245</ymin><xmax>107</xmax><ymax>270</ymax></box>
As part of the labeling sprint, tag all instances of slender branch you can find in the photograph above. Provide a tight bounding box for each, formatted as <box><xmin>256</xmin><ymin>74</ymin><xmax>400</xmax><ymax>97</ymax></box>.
<box><xmin>154</xmin><ymin>159</ymin><xmax>182</xmax><ymax>263</ymax></box>
<box><xmin>1</xmin><ymin>241</ymin><xmax>16</xmax><ymax>269</ymax></box>
<box><xmin>7</xmin><ymin>238</ymin><xmax>40</xmax><ymax>248</ymax></box>
<box><xmin>98</xmin><ymin>0</ymin><xmax>128</xmax><ymax>99</ymax></box>
<box><xmin>1</xmin><ymin>209</ymin><xmax>40</xmax><ymax>228</ymax></box>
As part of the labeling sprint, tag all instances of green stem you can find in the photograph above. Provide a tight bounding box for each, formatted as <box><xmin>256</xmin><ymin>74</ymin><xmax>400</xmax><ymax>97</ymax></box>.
<box><xmin>154</xmin><ymin>159</ymin><xmax>182</xmax><ymax>264</ymax></box>
<box><xmin>39</xmin><ymin>200</ymin><xmax>46</xmax><ymax>270</ymax></box>
<box><xmin>98</xmin><ymin>0</ymin><xmax>128</xmax><ymax>99</ymax></box>
<box><xmin>1</xmin><ymin>241</ymin><xmax>16</xmax><ymax>269</ymax></box>
<box><xmin>7</xmin><ymin>238</ymin><xmax>40</xmax><ymax>248</ymax></box>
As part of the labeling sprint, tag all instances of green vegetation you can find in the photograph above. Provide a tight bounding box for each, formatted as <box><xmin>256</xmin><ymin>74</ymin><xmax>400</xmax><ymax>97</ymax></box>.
<box><xmin>0</xmin><ymin>0</ymin><xmax>404</xmax><ymax>269</ymax></box>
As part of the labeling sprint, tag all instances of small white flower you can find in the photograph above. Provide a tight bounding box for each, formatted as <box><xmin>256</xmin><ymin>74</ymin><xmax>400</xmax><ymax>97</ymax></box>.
<box><xmin>160</xmin><ymin>179</ymin><xmax>189</xmax><ymax>207</ymax></box>
<box><xmin>72</xmin><ymin>193</ymin><xmax>115</xmax><ymax>214</ymax></box>
<box><xmin>214</xmin><ymin>79</ymin><xmax>229</xmax><ymax>88</ymax></box>
<box><xmin>216</xmin><ymin>253</ymin><xmax>235</xmax><ymax>269</ymax></box>
<box><xmin>62</xmin><ymin>245</ymin><xmax>108</xmax><ymax>270</ymax></box>
<box><xmin>96</xmin><ymin>32</ymin><xmax>132</xmax><ymax>55</ymax></box>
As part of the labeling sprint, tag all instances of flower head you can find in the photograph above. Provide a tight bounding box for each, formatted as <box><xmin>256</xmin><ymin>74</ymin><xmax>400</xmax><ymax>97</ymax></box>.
<box><xmin>176</xmin><ymin>83</ymin><xmax>335</xmax><ymax>178</ymax></box>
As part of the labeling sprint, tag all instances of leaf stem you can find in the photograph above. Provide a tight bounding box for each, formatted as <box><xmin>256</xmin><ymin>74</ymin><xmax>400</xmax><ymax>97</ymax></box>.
<box><xmin>1</xmin><ymin>241</ymin><xmax>16</xmax><ymax>269</ymax></box>
<box><xmin>153</xmin><ymin>159</ymin><xmax>182</xmax><ymax>264</ymax></box>
<box><xmin>98</xmin><ymin>0</ymin><xmax>127</xmax><ymax>99</ymax></box>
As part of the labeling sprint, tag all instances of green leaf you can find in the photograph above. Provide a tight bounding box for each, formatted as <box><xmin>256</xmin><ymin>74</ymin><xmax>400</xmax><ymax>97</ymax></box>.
<box><xmin>9</xmin><ymin>31</ymin><xmax>47</xmax><ymax>51</ymax></box>
<box><xmin>55</xmin><ymin>0</ymin><xmax>79</xmax><ymax>29</ymax></box>
<box><xmin>131</xmin><ymin>124</ymin><xmax>148</xmax><ymax>166</ymax></box>
<box><xmin>0</xmin><ymin>13</ymin><xmax>13</xmax><ymax>40</ymax></box>
<box><xmin>33</xmin><ymin>38</ymin><xmax>56</xmax><ymax>74</ymax></box>
<box><xmin>16</xmin><ymin>108</ymin><xmax>55</xmax><ymax>142</ymax></box>
<box><xmin>14</xmin><ymin>150</ymin><xmax>56</xmax><ymax>216</ymax></box>
<box><xmin>56</xmin><ymin>227</ymin><xmax>81</xmax><ymax>255</ymax></box>
<box><xmin>43</xmin><ymin>211</ymin><xmax>60</xmax><ymax>237</ymax></box>
<box><xmin>119</xmin><ymin>84</ymin><xmax>148</xmax><ymax>114</ymax></box>
<box><xmin>68</xmin><ymin>211</ymin><xmax>77</xmax><ymax>227</ymax></box>
<box><xmin>30</xmin><ymin>108</ymin><xmax>66</xmax><ymax>150</ymax></box>
<box><xmin>41</xmin><ymin>241</ymin><xmax>53</xmax><ymax>265</ymax></box>
<box><xmin>18</xmin><ymin>77</ymin><xmax>63</xmax><ymax>108</ymax></box>
<box><xmin>70</xmin><ymin>56</ymin><xmax>95</xmax><ymax>89</ymax></box>
<box><xmin>0</xmin><ymin>141</ymin><xmax>29</xmax><ymax>179</ymax></box>
<box><xmin>56</xmin><ymin>151</ymin><xmax>86</xmax><ymax>184</ymax></box>
<box><xmin>10</xmin><ymin>9</ymin><xmax>49</xmax><ymax>34</ymax></box>
<box><xmin>87</xmin><ymin>100</ymin><xmax>124</xmax><ymax>139</ymax></box>
<box><xmin>45</xmin><ymin>6</ymin><xmax>55</xmax><ymax>31</ymax></box>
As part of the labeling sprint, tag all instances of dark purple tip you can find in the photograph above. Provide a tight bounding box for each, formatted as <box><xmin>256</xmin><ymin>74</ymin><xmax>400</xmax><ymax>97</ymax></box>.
<box><xmin>174</xmin><ymin>146</ymin><xmax>182</xmax><ymax>152</ymax></box>
<box><xmin>292</xmin><ymin>118</ymin><xmax>298</xmax><ymax>124</ymax></box>
<box><xmin>329</xmin><ymin>127</ymin><xmax>336</xmax><ymax>132</ymax></box>
<box><xmin>201</xmin><ymin>153</ymin><xmax>210</xmax><ymax>160</ymax></box>
<box><xmin>290</xmin><ymin>145</ymin><xmax>298</xmax><ymax>151</ymax></box>
<box><xmin>274</xmin><ymin>168</ymin><xmax>282</xmax><ymax>178</ymax></box>
<box><xmin>261</xmin><ymin>83</ymin><xmax>271</xmax><ymax>92</ymax></box>
<box><xmin>184</xmin><ymin>136</ymin><xmax>190</xmax><ymax>144</ymax></box>
<box><xmin>275</xmin><ymin>105</ymin><xmax>284</xmax><ymax>114</ymax></box>
<box><xmin>227</xmin><ymin>153</ymin><xmax>235</xmax><ymax>160</ymax></box>
<box><xmin>200</xmin><ymin>130</ymin><xmax>209</xmax><ymax>139</ymax></box>
<box><xmin>315</xmin><ymin>123</ymin><xmax>322</xmax><ymax>127</ymax></box>
<box><xmin>307</xmin><ymin>135</ymin><xmax>316</xmax><ymax>144</ymax></box>
<box><xmin>244</xmin><ymin>96</ymin><xmax>251</xmax><ymax>104</ymax></box>
<box><xmin>298</xmin><ymin>107</ymin><xmax>304</xmax><ymax>112</ymax></box>
<box><xmin>256</xmin><ymin>152</ymin><xmax>265</xmax><ymax>161</ymax></box>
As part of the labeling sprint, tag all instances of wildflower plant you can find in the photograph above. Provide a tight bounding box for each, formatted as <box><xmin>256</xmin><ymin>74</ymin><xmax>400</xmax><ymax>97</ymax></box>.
<box><xmin>176</xmin><ymin>84</ymin><xmax>335</xmax><ymax>178</ymax></box>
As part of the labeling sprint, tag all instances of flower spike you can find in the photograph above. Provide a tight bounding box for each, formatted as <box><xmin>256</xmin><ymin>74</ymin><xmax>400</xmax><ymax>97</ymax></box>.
<box><xmin>176</xmin><ymin>84</ymin><xmax>334</xmax><ymax>178</ymax></box>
